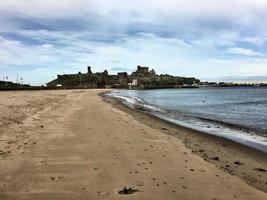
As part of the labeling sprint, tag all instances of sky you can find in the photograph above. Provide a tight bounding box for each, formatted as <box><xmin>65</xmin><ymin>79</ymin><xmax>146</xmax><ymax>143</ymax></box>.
<box><xmin>0</xmin><ymin>0</ymin><xmax>267</xmax><ymax>85</ymax></box>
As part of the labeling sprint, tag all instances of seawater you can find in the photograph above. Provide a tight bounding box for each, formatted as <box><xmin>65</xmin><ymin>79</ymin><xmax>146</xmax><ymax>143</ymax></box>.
<box><xmin>107</xmin><ymin>87</ymin><xmax>267</xmax><ymax>153</ymax></box>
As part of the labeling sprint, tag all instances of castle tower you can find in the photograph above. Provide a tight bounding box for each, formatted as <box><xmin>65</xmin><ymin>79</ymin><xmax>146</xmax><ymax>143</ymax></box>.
<box><xmin>87</xmin><ymin>66</ymin><xmax>92</xmax><ymax>74</ymax></box>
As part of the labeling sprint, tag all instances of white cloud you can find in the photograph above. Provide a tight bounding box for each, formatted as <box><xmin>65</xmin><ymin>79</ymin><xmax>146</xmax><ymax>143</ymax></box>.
<box><xmin>42</xmin><ymin>44</ymin><xmax>54</xmax><ymax>49</ymax></box>
<box><xmin>242</xmin><ymin>37</ymin><xmax>267</xmax><ymax>46</ymax></box>
<box><xmin>1</xmin><ymin>0</ymin><xmax>267</xmax><ymax>84</ymax></box>
<box><xmin>225</xmin><ymin>47</ymin><xmax>264</xmax><ymax>57</ymax></box>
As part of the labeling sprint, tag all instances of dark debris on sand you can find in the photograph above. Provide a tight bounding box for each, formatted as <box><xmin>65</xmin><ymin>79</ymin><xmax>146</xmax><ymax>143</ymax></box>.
<box><xmin>234</xmin><ymin>161</ymin><xmax>244</xmax><ymax>165</ymax></box>
<box><xmin>253</xmin><ymin>168</ymin><xmax>266</xmax><ymax>172</ymax></box>
<box><xmin>211</xmin><ymin>156</ymin><xmax>220</xmax><ymax>161</ymax></box>
<box><xmin>118</xmin><ymin>186</ymin><xmax>139</xmax><ymax>195</ymax></box>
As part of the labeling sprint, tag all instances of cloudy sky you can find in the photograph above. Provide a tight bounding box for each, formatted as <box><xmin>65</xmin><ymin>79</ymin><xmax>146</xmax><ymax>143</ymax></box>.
<box><xmin>0</xmin><ymin>0</ymin><xmax>267</xmax><ymax>85</ymax></box>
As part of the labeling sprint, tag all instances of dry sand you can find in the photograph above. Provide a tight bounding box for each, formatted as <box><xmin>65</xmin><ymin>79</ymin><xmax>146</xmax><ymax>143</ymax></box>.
<box><xmin>0</xmin><ymin>89</ymin><xmax>266</xmax><ymax>200</ymax></box>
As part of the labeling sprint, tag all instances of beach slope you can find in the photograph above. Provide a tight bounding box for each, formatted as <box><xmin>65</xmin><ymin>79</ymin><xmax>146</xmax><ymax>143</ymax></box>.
<box><xmin>0</xmin><ymin>89</ymin><xmax>266</xmax><ymax>200</ymax></box>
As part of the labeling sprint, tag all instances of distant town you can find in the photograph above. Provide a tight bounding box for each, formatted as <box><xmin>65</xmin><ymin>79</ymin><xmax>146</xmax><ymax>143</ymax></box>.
<box><xmin>1</xmin><ymin>65</ymin><xmax>267</xmax><ymax>90</ymax></box>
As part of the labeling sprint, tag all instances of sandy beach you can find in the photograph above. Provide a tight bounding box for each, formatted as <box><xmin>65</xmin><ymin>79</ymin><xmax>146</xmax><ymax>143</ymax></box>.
<box><xmin>0</xmin><ymin>89</ymin><xmax>266</xmax><ymax>200</ymax></box>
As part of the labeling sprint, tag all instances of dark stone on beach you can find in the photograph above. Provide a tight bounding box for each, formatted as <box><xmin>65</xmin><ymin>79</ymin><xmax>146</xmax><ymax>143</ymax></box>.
<box><xmin>211</xmin><ymin>156</ymin><xmax>220</xmax><ymax>161</ymax></box>
<box><xmin>118</xmin><ymin>186</ymin><xmax>138</xmax><ymax>195</ymax></box>
<box><xmin>234</xmin><ymin>161</ymin><xmax>244</xmax><ymax>165</ymax></box>
<box><xmin>198</xmin><ymin>149</ymin><xmax>205</xmax><ymax>153</ymax></box>
<box><xmin>253</xmin><ymin>168</ymin><xmax>266</xmax><ymax>172</ymax></box>
<box><xmin>161</xmin><ymin>127</ymin><xmax>168</xmax><ymax>131</ymax></box>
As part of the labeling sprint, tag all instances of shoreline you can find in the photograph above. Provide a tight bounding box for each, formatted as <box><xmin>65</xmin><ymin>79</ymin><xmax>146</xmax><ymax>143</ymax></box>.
<box><xmin>1</xmin><ymin>89</ymin><xmax>267</xmax><ymax>199</ymax></box>
<box><xmin>102</xmin><ymin>92</ymin><xmax>267</xmax><ymax>193</ymax></box>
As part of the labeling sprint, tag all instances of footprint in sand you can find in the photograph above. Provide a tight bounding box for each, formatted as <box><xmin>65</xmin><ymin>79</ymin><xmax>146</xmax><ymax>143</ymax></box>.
<box><xmin>136</xmin><ymin>181</ymin><xmax>144</xmax><ymax>186</ymax></box>
<box><xmin>97</xmin><ymin>191</ymin><xmax>108</xmax><ymax>196</ymax></box>
<box><xmin>143</xmin><ymin>148</ymin><xmax>149</xmax><ymax>152</ymax></box>
<box><xmin>50</xmin><ymin>175</ymin><xmax>63</xmax><ymax>182</ymax></box>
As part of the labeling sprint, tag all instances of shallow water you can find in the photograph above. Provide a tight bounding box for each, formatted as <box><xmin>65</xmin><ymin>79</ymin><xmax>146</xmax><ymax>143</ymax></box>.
<box><xmin>108</xmin><ymin>87</ymin><xmax>267</xmax><ymax>153</ymax></box>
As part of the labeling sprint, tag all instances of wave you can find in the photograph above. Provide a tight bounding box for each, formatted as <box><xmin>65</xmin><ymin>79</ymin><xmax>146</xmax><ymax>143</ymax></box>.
<box><xmin>107</xmin><ymin>92</ymin><xmax>267</xmax><ymax>153</ymax></box>
<box><xmin>194</xmin><ymin>115</ymin><xmax>267</xmax><ymax>137</ymax></box>
<box><xmin>113</xmin><ymin>95</ymin><xmax>163</xmax><ymax>113</ymax></box>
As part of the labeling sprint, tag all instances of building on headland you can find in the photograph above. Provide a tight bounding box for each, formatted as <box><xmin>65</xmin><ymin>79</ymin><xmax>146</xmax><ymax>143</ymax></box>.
<box><xmin>46</xmin><ymin>65</ymin><xmax>200</xmax><ymax>89</ymax></box>
<box><xmin>47</xmin><ymin>66</ymin><xmax>120</xmax><ymax>89</ymax></box>
<box><xmin>128</xmin><ymin>65</ymin><xmax>200</xmax><ymax>89</ymax></box>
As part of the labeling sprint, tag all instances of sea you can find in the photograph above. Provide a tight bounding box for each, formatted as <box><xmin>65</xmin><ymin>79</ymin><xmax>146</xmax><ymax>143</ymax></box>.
<box><xmin>107</xmin><ymin>87</ymin><xmax>267</xmax><ymax>153</ymax></box>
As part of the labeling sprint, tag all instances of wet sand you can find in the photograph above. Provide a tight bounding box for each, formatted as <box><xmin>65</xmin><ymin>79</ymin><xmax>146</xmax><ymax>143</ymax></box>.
<box><xmin>0</xmin><ymin>89</ymin><xmax>266</xmax><ymax>200</ymax></box>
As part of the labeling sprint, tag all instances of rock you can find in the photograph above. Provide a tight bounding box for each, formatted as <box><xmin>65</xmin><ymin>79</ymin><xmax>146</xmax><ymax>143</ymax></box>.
<box><xmin>118</xmin><ymin>186</ymin><xmax>138</xmax><ymax>195</ymax></box>
<box><xmin>234</xmin><ymin>161</ymin><xmax>244</xmax><ymax>165</ymax></box>
<box><xmin>161</xmin><ymin>127</ymin><xmax>168</xmax><ymax>131</ymax></box>
<box><xmin>253</xmin><ymin>168</ymin><xmax>266</xmax><ymax>172</ymax></box>
<box><xmin>211</xmin><ymin>156</ymin><xmax>220</xmax><ymax>161</ymax></box>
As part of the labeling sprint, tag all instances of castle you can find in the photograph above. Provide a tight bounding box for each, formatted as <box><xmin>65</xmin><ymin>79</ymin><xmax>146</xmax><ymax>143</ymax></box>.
<box><xmin>46</xmin><ymin>66</ymin><xmax>200</xmax><ymax>89</ymax></box>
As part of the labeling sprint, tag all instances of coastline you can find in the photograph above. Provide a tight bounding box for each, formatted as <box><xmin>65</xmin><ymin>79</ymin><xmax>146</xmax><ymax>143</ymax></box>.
<box><xmin>0</xmin><ymin>89</ymin><xmax>266</xmax><ymax>199</ymax></box>
<box><xmin>103</xmin><ymin>92</ymin><xmax>267</xmax><ymax>193</ymax></box>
